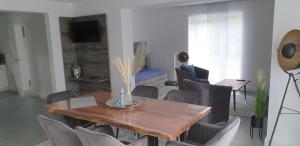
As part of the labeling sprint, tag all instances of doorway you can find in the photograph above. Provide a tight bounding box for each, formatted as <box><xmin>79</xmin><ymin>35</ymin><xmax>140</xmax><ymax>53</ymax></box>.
<box><xmin>0</xmin><ymin>12</ymin><xmax>53</xmax><ymax>98</ymax></box>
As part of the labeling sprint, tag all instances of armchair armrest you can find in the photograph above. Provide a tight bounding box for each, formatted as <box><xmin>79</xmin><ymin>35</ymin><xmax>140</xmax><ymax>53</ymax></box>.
<box><xmin>187</xmin><ymin>122</ymin><xmax>222</xmax><ymax>144</ymax></box>
<box><xmin>194</xmin><ymin>66</ymin><xmax>209</xmax><ymax>79</ymax></box>
<box><xmin>128</xmin><ymin>136</ymin><xmax>148</xmax><ymax>146</ymax></box>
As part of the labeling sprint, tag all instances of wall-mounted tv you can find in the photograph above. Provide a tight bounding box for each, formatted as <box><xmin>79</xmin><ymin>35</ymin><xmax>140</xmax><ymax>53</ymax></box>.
<box><xmin>70</xmin><ymin>20</ymin><xmax>101</xmax><ymax>43</ymax></box>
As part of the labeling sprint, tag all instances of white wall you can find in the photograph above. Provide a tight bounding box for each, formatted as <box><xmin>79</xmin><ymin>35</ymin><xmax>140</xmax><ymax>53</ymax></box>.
<box><xmin>0</xmin><ymin>15</ymin><xmax>17</xmax><ymax>92</ymax></box>
<box><xmin>132</xmin><ymin>7</ymin><xmax>187</xmax><ymax>81</ymax></box>
<box><xmin>0</xmin><ymin>12</ymin><xmax>53</xmax><ymax>97</ymax></box>
<box><xmin>73</xmin><ymin>0</ymin><xmax>238</xmax><ymax>93</ymax></box>
<box><xmin>0</xmin><ymin>0</ymin><xmax>229</xmax><ymax>94</ymax></box>
<box><xmin>266</xmin><ymin>0</ymin><xmax>300</xmax><ymax>145</ymax></box>
<box><xmin>132</xmin><ymin>0</ymin><xmax>274</xmax><ymax>91</ymax></box>
<box><xmin>0</xmin><ymin>0</ymin><xmax>73</xmax><ymax>93</ymax></box>
<box><xmin>26</xmin><ymin>13</ymin><xmax>53</xmax><ymax>98</ymax></box>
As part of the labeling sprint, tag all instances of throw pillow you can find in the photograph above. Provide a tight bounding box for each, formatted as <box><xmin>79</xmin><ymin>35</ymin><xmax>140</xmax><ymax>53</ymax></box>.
<box><xmin>181</xmin><ymin>64</ymin><xmax>196</xmax><ymax>76</ymax></box>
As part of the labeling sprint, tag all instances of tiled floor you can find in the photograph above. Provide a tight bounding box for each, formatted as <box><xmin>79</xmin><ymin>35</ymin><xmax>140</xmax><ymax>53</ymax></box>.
<box><xmin>0</xmin><ymin>91</ymin><xmax>265</xmax><ymax>146</ymax></box>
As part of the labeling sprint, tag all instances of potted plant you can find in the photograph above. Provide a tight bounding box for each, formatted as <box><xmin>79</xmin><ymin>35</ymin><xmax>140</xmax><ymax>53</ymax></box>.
<box><xmin>251</xmin><ymin>70</ymin><xmax>268</xmax><ymax>130</ymax></box>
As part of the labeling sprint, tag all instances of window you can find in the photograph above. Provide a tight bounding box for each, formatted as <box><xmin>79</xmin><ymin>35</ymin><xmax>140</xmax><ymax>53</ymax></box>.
<box><xmin>188</xmin><ymin>7</ymin><xmax>243</xmax><ymax>83</ymax></box>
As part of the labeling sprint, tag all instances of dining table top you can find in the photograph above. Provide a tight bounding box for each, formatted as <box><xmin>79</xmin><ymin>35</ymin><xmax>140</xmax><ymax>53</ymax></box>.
<box><xmin>45</xmin><ymin>90</ymin><xmax>211</xmax><ymax>141</ymax></box>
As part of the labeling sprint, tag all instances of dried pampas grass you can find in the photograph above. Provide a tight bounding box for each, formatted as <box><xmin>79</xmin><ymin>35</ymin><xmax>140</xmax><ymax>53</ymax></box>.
<box><xmin>111</xmin><ymin>47</ymin><xmax>147</xmax><ymax>104</ymax></box>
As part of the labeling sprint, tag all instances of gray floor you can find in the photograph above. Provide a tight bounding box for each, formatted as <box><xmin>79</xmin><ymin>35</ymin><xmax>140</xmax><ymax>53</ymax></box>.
<box><xmin>0</xmin><ymin>91</ymin><xmax>47</xmax><ymax>146</ymax></box>
<box><xmin>0</xmin><ymin>90</ymin><xmax>265</xmax><ymax>146</ymax></box>
<box><xmin>229</xmin><ymin>93</ymin><xmax>266</xmax><ymax>146</ymax></box>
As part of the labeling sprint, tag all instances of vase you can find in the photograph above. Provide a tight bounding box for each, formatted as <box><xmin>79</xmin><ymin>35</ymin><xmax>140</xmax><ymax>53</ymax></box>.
<box><xmin>125</xmin><ymin>92</ymin><xmax>133</xmax><ymax>106</ymax></box>
<box><xmin>123</xmin><ymin>83</ymin><xmax>133</xmax><ymax>106</ymax></box>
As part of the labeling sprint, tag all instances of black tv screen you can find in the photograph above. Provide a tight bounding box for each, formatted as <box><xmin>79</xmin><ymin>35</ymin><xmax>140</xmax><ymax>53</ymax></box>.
<box><xmin>70</xmin><ymin>20</ymin><xmax>101</xmax><ymax>43</ymax></box>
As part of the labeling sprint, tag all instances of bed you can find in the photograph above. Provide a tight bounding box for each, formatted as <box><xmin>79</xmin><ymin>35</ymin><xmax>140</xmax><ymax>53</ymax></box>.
<box><xmin>135</xmin><ymin>69</ymin><xmax>168</xmax><ymax>87</ymax></box>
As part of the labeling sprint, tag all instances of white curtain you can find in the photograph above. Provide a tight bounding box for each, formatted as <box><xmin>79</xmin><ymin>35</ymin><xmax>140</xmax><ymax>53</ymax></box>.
<box><xmin>188</xmin><ymin>3</ymin><xmax>243</xmax><ymax>83</ymax></box>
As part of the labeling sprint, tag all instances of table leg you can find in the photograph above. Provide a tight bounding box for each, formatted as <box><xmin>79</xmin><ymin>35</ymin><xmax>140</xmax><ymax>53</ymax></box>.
<box><xmin>148</xmin><ymin>136</ymin><xmax>158</xmax><ymax>146</ymax></box>
<box><xmin>244</xmin><ymin>85</ymin><xmax>247</xmax><ymax>99</ymax></box>
<box><xmin>233</xmin><ymin>91</ymin><xmax>236</xmax><ymax>111</ymax></box>
<box><xmin>180</xmin><ymin>131</ymin><xmax>187</xmax><ymax>141</ymax></box>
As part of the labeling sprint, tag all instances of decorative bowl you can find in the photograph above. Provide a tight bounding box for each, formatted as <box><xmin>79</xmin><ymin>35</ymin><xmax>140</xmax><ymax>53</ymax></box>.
<box><xmin>105</xmin><ymin>97</ymin><xmax>144</xmax><ymax>109</ymax></box>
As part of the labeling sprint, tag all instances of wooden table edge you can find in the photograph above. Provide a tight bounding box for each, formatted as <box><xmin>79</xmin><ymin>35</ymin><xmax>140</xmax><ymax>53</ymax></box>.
<box><xmin>45</xmin><ymin>105</ymin><xmax>211</xmax><ymax>141</ymax></box>
<box><xmin>169</xmin><ymin>106</ymin><xmax>212</xmax><ymax>140</ymax></box>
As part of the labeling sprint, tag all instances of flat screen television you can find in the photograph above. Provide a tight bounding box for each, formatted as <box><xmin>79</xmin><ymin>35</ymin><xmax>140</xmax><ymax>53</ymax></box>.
<box><xmin>70</xmin><ymin>20</ymin><xmax>101</xmax><ymax>43</ymax></box>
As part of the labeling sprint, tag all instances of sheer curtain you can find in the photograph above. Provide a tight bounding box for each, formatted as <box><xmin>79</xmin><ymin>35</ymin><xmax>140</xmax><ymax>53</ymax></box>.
<box><xmin>188</xmin><ymin>3</ymin><xmax>243</xmax><ymax>83</ymax></box>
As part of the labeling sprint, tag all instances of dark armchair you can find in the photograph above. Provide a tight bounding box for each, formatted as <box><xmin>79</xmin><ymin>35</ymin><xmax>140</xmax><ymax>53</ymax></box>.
<box><xmin>175</xmin><ymin>66</ymin><xmax>209</xmax><ymax>89</ymax></box>
<box><xmin>166</xmin><ymin>118</ymin><xmax>240</xmax><ymax>146</ymax></box>
<box><xmin>132</xmin><ymin>85</ymin><xmax>158</xmax><ymax>99</ymax></box>
<box><xmin>194</xmin><ymin>66</ymin><xmax>209</xmax><ymax>79</ymax></box>
<box><xmin>181</xmin><ymin>79</ymin><xmax>232</xmax><ymax>124</ymax></box>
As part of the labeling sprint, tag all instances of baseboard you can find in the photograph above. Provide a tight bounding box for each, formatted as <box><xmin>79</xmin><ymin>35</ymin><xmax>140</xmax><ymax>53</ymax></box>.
<box><xmin>30</xmin><ymin>91</ymin><xmax>48</xmax><ymax>99</ymax></box>
<box><xmin>264</xmin><ymin>136</ymin><xmax>270</xmax><ymax>146</ymax></box>
<box><xmin>0</xmin><ymin>87</ymin><xmax>8</xmax><ymax>92</ymax></box>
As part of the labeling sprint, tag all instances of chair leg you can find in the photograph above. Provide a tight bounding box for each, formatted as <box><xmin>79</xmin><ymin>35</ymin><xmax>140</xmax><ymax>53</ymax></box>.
<box><xmin>116</xmin><ymin>128</ymin><xmax>119</xmax><ymax>139</ymax></box>
<box><xmin>233</xmin><ymin>91</ymin><xmax>236</xmax><ymax>111</ymax></box>
<box><xmin>250</xmin><ymin>126</ymin><xmax>253</xmax><ymax>139</ymax></box>
<box><xmin>259</xmin><ymin>128</ymin><xmax>263</xmax><ymax>140</ymax></box>
<box><xmin>244</xmin><ymin>85</ymin><xmax>247</xmax><ymax>99</ymax></box>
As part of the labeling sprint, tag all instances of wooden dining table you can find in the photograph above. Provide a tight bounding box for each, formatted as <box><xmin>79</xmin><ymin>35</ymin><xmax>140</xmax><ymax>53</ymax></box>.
<box><xmin>45</xmin><ymin>90</ymin><xmax>211</xmax><ymax>146</ymax></box>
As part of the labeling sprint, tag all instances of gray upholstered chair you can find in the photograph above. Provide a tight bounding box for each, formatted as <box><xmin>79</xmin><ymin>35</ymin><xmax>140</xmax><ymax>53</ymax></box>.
<box><xmin>164</xmin><ymin>89</ymin><xmax>197</xmax><ymax>104</ymax></box>
<box><xmin>166</xmin><ymin>118</ymin><xmax>240</xmax><ymax>146</ymax></box>
<box><xmin>132</xmin><ymin>85</ymin><xmax>158</xmax><ymax>99</ymax></box>
<box><xmin>37</xmin><ymin>114</ymin><xmax>82</xmax><ymax>146</ymax></box>
<box><xmin>181</xmin><ymin>79</ymin><xmax>232</xmax><ymax>124</ymax></box>
<box><xmin>46</xmin><ymin>90</ymin><xmax>94</xmax><ymax>128</ymax></box>
<box><xmin>76</xmin><ymin>126</ymin><xmax>148</xmax><ymax>146</ymax></box>
<box><xmin>47</xmin><ymin>90</ymin><xmax>78</xmax><ymax>104</ymax></box>
<box><xmin>37</xmin><ymin>114</ymin><xmax>114</xmax><ymax>146</ymax></box>
<box><xmin>116</xmin><ymin>85</ymin><xmax>159</xmax><ymax>138</ymax></box>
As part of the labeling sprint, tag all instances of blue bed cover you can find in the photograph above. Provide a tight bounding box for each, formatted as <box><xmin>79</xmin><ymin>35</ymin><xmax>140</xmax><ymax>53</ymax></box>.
<box><xmin>135</xmin><ymin>69</ymin><xmax>166</xmax><ymax>82</ymax></box>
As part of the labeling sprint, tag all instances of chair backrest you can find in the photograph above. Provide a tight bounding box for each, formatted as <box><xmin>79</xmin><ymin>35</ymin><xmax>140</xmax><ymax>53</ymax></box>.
<box><xmin>181</xmin><ymin>79</ymin><xmax>232</xmax><ymax>123</ymax></box>
<box><xmin>181</xmin><ymin>79</ymin><xmax>210</xmax><ymax>105</ymax></box>
<box><xmin>37</xmin><ymin>114</ymin><xmax>82</xmax><ymax>146</ymax></box>
<box><xmin>205</xmin><ymin>118</ymin><xmax>240</xmax><ymax>146</ymax></box>
<box><xmin>47</xmin><ymin>90</ymin><xmax>78</xmax><ymax>104</ymax></box>
<box><xmin>164</xmin><ymin>89</ymin><xmax>197</xmax><ymax>104</ymax></box>
<box><xmin>175</xmin><ymin>68</ymin><xmax>193</xmax><ymax>89</ymax></box>
<box><xmin>209</xmin><ymin>85</ymin><xmax>232</xmax><ymax>123</ymax></box>
<box><xmin>76</xmin><ymin>126</ymin><xmax>125</xmax><ymax>146</ymax></box>
<box><xmin>194</xmin><ymin>66</ymin><xmax>209</xmax><ymax>80</ymax></box>
<box><xmin>46</xmin><ymin>90</ymin><xmax>79</xmax><ymax>128</ymax></box>
<box><xmin>132</xmin><ymin>85</ymin><xmax>158</xmax><ymax>99</ymax></box>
